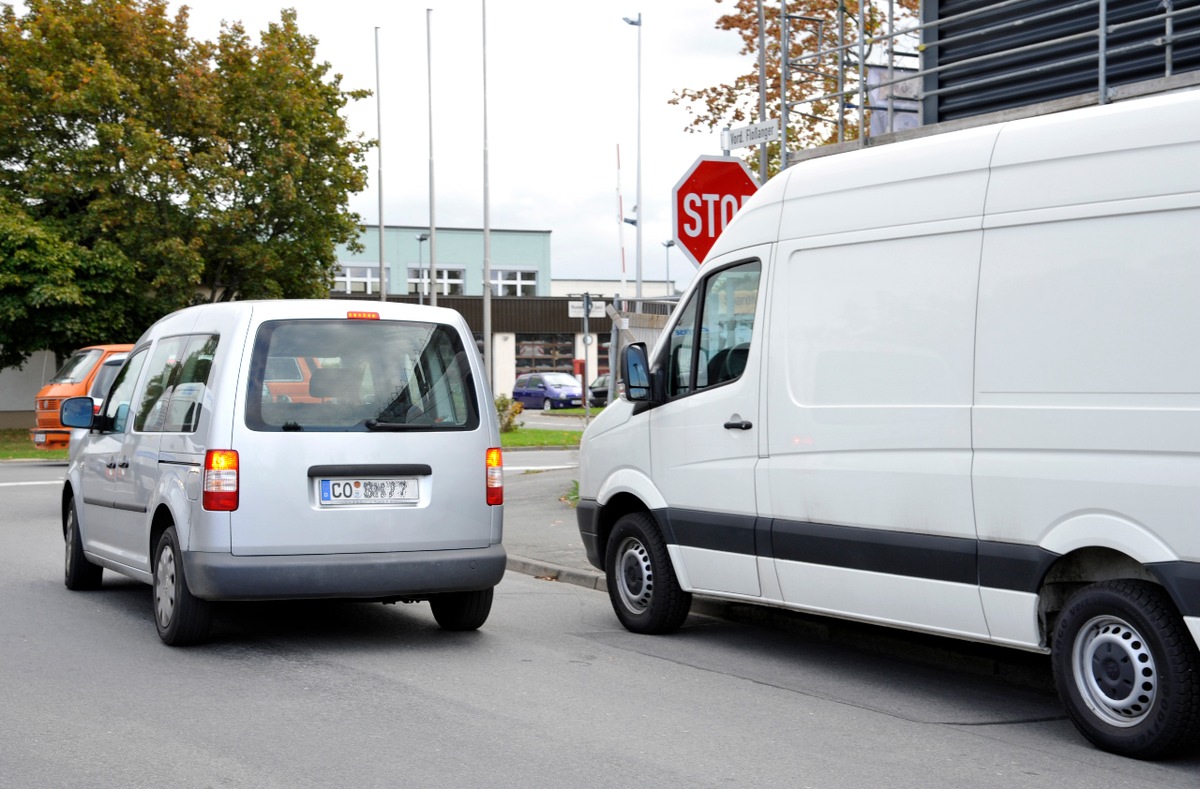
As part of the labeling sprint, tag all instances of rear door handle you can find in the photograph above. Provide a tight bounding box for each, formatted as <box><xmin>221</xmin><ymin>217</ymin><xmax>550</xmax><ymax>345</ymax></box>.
<box><xmin>723</xmin><ymin>420</ymin><xmax>753</xmax><ymax>430</ymax></box>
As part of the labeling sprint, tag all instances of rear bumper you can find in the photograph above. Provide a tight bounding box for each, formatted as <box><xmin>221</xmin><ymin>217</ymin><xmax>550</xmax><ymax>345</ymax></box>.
<box><xmin>182</xmin><ymin>544</ymin><xmax>507</xmax><ymax>601</ymax></box>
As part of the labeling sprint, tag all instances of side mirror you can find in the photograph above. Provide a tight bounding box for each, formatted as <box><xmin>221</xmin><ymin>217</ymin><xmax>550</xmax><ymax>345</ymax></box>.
<box><xmin>621</xmin><ymin>342</ymin><xmax>652</xmax><ymax>402</ymax></box>
<box><xmin>60</xmin><ymin>397</ymin><xmax>96</xmax><ymax>429</ymax></box>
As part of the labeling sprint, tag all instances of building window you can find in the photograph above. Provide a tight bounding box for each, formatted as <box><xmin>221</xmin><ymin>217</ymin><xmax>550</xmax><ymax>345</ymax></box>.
<box><xmin>515</xmin><ymin>333</ymin><xmax>573</xmax><ymax>374</ymax></box>
<box><xmin>491</xmin><ymin>269</ymin><xmax>538</xmax><ymax>297</ymax></box>
<box><xmin>408</xmin><ymin>267</ymin><xmax>464</xmax><ymax>297</ymax></box>
<box><xmin>334</xmin><ymin>266</ymin><xmax>379</xmax><ymax>295</ymax></box>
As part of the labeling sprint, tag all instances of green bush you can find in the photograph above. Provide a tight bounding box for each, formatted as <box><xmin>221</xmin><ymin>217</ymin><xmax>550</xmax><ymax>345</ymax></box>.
<box><xmin>495</xmin><ymin>394</ymin><xmax>524</xmax><ymax>433</ymax></box>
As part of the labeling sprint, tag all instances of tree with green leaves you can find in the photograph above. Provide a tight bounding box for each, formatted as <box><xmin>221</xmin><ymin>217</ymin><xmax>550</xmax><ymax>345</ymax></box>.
<box><xmin>671</xmin><ymin>0</ymin><xmax>920</xmax><ymax>178</ymax></box>
<box><xmin>0</xmin><ymin>0</ymin><xmax>371</xmax><ymax>370</ymax></box>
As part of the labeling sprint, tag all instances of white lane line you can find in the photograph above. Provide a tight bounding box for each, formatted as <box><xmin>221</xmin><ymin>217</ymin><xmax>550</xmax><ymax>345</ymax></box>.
<box><xmin>0</xmin><ymin>480</ymin><xmax>62</xmax><ymax>487</ymax></box>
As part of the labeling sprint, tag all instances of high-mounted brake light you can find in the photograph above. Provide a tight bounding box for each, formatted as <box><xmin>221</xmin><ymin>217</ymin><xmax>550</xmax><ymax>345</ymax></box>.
<box><xmin>203</xmin><ymin>449</ymin><xmax>239</xmax><ymax>511</ymax></box>
<box><xmin>486</xmin><ymin>447</ymin><xmax>503</xmax><ymax>506</ymax></box>
<box><xmin>346</xmin><ymin>311</ymin><xmax>380</xmax><ymax>320</ymax></box>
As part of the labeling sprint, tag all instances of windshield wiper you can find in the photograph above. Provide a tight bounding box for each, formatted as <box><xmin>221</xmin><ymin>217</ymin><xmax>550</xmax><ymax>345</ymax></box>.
<box><xmin>364</xmin><ymin>419</ymin><xmax>421</xmax><ymax>431</ymax></box>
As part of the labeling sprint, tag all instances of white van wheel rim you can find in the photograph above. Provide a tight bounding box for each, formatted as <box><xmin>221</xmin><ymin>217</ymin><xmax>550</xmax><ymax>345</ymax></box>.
<box><xmin>614</xmin><ymin>536</ymin><xmax>653</xmax><ymax>614</ymax></box>
<box><xmin>155</xmin><ymin>545</ymin><xmax>178</xmax><ymax>628</ymax></box>
<box><xmin>1072</xmin><ymin>615</ymin><xmax>1157</xmax><ymax>727</ymax></box>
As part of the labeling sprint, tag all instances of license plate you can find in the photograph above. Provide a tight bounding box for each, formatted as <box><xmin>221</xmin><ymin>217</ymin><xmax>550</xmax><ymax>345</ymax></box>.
<box><xmin>33</xmin><ymin>433</ymin><xmax>46</xmax><ymax>445</ymax></box>
<box><xmin>319</xmin><ymin>477</ymin><xmax>418</xmax><ymax>506</ymax></box>
<box><xmin>570</xmin><ymin>398</ymin><xmax>582</xmax><ymax>405</ymax></box>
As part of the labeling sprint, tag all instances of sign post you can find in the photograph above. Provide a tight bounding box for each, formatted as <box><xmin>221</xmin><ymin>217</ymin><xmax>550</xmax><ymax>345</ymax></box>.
<box><xmin>671</xmin><ymin>156</ymin><xmax>759</xmax><ymax>268</ymax></box>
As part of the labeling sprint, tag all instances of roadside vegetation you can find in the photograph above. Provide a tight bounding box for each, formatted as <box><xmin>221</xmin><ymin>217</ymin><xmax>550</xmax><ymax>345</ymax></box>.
<box><xmin>0</xmin><ymin>429</ymin><xmax>66</xmax><ymax>461</ymax></box>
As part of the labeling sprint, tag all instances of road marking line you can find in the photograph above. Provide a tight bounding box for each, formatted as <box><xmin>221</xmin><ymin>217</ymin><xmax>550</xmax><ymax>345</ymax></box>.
<box><xmin>0</xmin><ymin>480</ymin><xmax>62</xmax><ymax>487</ymax></box>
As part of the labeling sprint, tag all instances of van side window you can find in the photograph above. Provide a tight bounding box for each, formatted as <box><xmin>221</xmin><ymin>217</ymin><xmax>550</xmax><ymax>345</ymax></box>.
<box><xmin>664</xmin><ymin>260</ymin><xmax>761</xmax><ymax>399</ymax></box>
<box><xmin>101</xmin><ymin>349</ymin><xmax>148</xmax><ymax>434</ymax></box>
<box><xmin>133</xmin><ymin>334</ymin><xmax>219</xmax><ymax>433</ymax></box>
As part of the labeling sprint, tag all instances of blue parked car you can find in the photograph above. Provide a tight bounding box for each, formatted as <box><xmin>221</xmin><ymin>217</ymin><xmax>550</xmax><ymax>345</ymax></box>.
<box><xmin>513</xmin><ymin>372</ymin><xmax>583</xmax><ymax>411</ymax></box>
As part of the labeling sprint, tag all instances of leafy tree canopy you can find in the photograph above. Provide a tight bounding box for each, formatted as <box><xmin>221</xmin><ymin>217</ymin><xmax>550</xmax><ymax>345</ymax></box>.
<box><xmin>672</xmin><ymin>0</ymin><xmax>919</xmax><ymax>177</ymax></box>
<box><xmin>0</xmin><ymin>0</ymin><xmax>371</xmax><ymax>369</ymax></box>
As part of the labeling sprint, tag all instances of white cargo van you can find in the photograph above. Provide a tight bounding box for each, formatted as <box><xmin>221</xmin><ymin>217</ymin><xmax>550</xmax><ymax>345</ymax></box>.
<box><xmin>61</xmin><ymin>300</ymin><xmax>505</xmax><ymax>645</ymax></box>
<box><xmin>577</xmin><ymin>89</ymin><xmax>1200</xmax><ymax>759</ymax></box>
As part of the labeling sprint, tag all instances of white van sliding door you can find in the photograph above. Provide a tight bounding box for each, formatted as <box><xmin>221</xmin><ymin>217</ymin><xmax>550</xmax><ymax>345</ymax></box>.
<box><xmin>763</xmin><ymin>231</ymin><xmax>989</xmax><ymax>639</ymax></box>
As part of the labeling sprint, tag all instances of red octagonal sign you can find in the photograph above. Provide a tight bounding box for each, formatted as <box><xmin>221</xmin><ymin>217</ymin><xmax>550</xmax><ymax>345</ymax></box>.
<box><xmin>672</xmin><ymin>156</ymin><xmax>759</xmax><ymax>267</ymax></box>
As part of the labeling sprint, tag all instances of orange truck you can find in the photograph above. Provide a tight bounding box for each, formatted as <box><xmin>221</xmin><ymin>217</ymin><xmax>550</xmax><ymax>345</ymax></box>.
<box><xmin>30</xmin><ymin>344</ymin><xmax>133</xmax><ymax>450</ymax></box>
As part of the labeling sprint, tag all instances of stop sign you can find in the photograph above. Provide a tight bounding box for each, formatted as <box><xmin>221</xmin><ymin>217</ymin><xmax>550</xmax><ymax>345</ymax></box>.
<box><xmin>672</xmin><ymin>156</ymin><xmax>759</xmax><ymax>267</ymax></box>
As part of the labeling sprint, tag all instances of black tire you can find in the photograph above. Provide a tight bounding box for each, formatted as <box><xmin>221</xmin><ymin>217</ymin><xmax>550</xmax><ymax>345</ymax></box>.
<box><xmin>542</xmin><ymin>398</ymin><xmax>553</xmax><ymax>412</ymax></box>
<box><xmin>152</xmin><ymin>527</ymin><xmax>212</xmax><ymax>646</ymax></box>
<box><xmin>1051</xmin><ymin>579</ymin><xmax>1200</xmax><ymax>758</ymax></box>
<box><xmin>605</xmin><ymin>512</ymin><xmax>691</xmax><ymax>634</ymax></box>
<box><xmin>64</xmin><ymin>496</ymin><xmax>103</xmax><ymax>591</ymax></box>
<box><xmin>430</xmin><ymin>587</ymin><xmax>494</xmax><ymax>631</ymax></box>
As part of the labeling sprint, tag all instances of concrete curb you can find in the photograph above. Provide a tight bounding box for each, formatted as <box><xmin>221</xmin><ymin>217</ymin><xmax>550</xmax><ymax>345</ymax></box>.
<box><xmin>504</xmin><ymin>552</ymin><xmax>1057</xmax><ymax>695</ymax></box>
<box><xmin>506</xmin><ymin>554</ymin><xmax>606</xmax><ymax>591</ymax></box>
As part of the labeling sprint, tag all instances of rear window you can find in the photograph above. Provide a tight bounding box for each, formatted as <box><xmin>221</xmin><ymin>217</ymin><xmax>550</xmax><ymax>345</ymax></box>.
<box><xmin>245</xmin><ymin>319</ymin><xmax>480</xmax><ymax>432</ymax></box>
<box><xmin>51</xmin><ymin>349</ymin><xmax>103</xmax><ymax>384</ymax></box>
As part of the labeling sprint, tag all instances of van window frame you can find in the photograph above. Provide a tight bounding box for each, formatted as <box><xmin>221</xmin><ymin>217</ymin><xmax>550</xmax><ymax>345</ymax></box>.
<box><xmin>658</xmin><ymin>257</ymin><xmax>762</xmax><ymax>401</ymax></box>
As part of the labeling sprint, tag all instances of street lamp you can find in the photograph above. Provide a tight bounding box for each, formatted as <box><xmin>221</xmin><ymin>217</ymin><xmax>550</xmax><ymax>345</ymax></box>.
<box><xmin>623</xmin><ymin>13</ymin><xmax>642</xmax><ymax>300</ymax></box>
<box><xmin>416</xmin><ymin>233</ymin><xmax>430</xmax><ymax>305</ymax></box>
<box><xmin>662</xmin><ymin>239</ymin><xmax>675</xmax><ymax>296</ymax></box>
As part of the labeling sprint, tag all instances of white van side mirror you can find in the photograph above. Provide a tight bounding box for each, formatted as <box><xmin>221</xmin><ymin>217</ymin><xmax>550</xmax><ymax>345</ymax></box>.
<box><xmin>621</xmin><ymin>342</ymin><xmax>652</xmax><ymax>402</ymax></box>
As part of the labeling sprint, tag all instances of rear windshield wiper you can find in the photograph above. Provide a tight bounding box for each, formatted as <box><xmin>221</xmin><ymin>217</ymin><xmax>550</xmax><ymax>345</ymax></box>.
<box><xmin>364</xmin><ymin>419</ymin><xmax>423</xmax><ymax>431</ymax></box>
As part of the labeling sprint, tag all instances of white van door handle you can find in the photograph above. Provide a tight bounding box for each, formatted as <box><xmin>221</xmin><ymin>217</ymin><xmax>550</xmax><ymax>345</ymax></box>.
<box><xmin>723</xmin><ymin>419</ymin><xmax>753</xmax><ymax>430</ymax></box>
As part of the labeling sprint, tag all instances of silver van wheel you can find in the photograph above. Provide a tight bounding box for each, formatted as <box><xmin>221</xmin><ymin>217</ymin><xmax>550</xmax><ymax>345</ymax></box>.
<box><xmin>152</xmin><ymin>527</ymin><xmax>211</xmax><ymax>646</ymax></box>
<box><xmin>64</xmin><ymin>497</ymin><xmax>102</xmax><ymax>591</ymax></box>
<box><xmin>1069</xmin><ymin>614</ymin><xmax>1156</xmax><ymax>727</ymax></box>
<box><xmin>154</xmin><ymin>543</ymin><xmax>178</xmax><ymax>630</ymax></box>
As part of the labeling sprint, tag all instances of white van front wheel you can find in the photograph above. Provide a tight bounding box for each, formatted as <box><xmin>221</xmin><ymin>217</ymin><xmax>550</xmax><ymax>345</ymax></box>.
<box><xmin>153</xmin><ymin>526</ymin><xmax>212</xmax><ymax>646</ymax></box>
<box><xmin>605</xmin><ymin>513</ymin><xmax>691</xmax><ymax>635</ymax></box>
<box><xmin>1051</xmin><ymin>579</ymin><xmax>1200</xmax><ymax>758</ymax></box>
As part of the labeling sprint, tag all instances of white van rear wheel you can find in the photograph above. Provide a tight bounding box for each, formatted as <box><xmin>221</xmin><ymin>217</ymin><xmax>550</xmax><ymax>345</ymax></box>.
<box><xmin>1052</xmin><ymin>580</ymin><xmax>1200</xmax><ymax>758</ymax></box>
<box><xmin>605</xmin><ymin>513</ymin><xmax>691</xmax><ymax>634</ymax></box>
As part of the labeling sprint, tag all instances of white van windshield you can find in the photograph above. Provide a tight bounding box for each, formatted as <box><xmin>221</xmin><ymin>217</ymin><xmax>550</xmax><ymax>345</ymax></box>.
<box><xmin>245</xmin><ymin>319</ymin><xmax>479</xmax><ymax>432</ymax></box>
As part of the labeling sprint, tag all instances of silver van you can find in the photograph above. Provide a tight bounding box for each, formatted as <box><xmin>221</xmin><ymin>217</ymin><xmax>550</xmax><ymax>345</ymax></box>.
<box><xmin>60</xmin><ymin>300</ymin><xmax>505</xmax><ymax>645</ymax></box>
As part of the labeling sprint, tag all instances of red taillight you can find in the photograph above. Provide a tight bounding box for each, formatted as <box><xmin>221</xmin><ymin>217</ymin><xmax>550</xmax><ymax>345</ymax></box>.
<box><xmin>486</xmin><ymin>447</ymin><xmax>503</xmax><ymax>506</ymax></box>
<box><xmin>203</xmin><ymin>450</ymin><xmax>239</xmax><ymax>511</ymax></box>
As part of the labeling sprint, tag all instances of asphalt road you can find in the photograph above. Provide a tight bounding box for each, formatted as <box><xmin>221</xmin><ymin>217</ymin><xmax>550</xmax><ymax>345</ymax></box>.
<box><xmin>3</xmin><ymin>461</ymin><xmax>1199</xmax><ymax>785</ymax></box>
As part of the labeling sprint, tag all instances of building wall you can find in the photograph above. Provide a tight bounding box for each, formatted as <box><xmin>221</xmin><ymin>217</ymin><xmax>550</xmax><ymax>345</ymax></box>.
<box><xmin>0</xmin><ymin>350</ymin><xmax>57</xmax><ymax>429</ymax></box>
<box><xmin>336</xmin><ymin>224</ymin><xmax>552</xmax><ymax>298</ymax></box>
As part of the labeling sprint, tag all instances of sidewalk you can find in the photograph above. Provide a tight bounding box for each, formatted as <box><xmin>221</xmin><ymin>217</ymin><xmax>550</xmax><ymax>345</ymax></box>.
<box><xmin>501</xmin><ymin>460</ymin><xmax>606</xmax><ymax>591</ymax></box>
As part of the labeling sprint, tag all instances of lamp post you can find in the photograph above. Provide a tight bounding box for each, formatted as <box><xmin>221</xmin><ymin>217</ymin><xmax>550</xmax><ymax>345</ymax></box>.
<box><xmin>662</xmin><ymin>239</ymin><xmax>675</xmax><ymax>296</ymax></box>
<box><xmin>416</xmin><ymin>233</ymin><xmax>430</xmax><ymax>305</ymax></box>
<box><xmin>622</xmin><ymin>13</ymin><xmax>642</xmax><ymax>300</ymax></box>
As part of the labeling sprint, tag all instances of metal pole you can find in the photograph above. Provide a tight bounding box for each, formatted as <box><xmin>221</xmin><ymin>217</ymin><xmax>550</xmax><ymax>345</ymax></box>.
<box><xmin>780</xmin><ymin>2</ymin><xmax>789</xmax><ymax>169</ymax></box>
<box><xmin>634</xmin><ymin>13</ymin><xmax>643</xmax><ymax>300</ymax></box>
<box><xmin>757</xmin><ymin>0</ymin><xmax>767</xmax><ymax>181</ymax></box>
<box><xmin>858</xmin><ymin>0</ymin><xmax>867</xmax><ymax>144</ymax></box>
<box><xmin>375</xmin><ymin>27</ymin><xmax>386</xmax><ymax>301</ymax></box>
<box><xmin>481</xmin><ymin>0</ymin><xmax>493</xmax><ymax>387</ymax></box>
<box><xmin>1099</xmin><ymin>0</ymin><xmax>1108</xmax><ymax>104</ymax></box>
<box><xmin>427</xmin><ymin>8</ymin><xmax>439</xmax><ymax>306</ymax></box>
